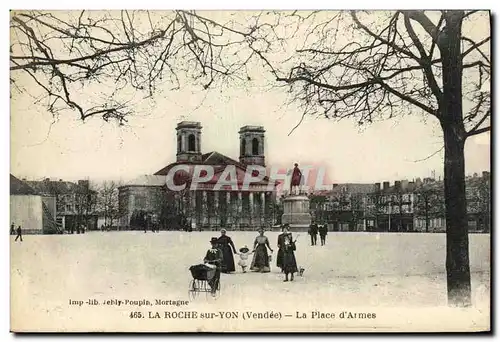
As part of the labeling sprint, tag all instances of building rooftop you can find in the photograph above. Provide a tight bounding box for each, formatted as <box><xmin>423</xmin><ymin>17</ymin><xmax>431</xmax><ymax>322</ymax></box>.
<box><xmin>176</xmin><ymin>121</ymin><xmax>202</xmax><ymax>129</ymax></box>
<box><xmin>239</xmin><ymin>126</ymin><xmax>265</xmax><ymax>133</ymax></box>
<box><xmin>26</xmin><ymin>179</ymin><xmax>94</xmax><ymax>194</ymax></box>
<box><xmin>122</xmin><ymin>175</ymin><xmax>167</xmax><ymax>187</ymax></box>
<box><xmin>10</xmin><ymin>174</ymin><xmax>37</xmax><ymax>195</ymax></box>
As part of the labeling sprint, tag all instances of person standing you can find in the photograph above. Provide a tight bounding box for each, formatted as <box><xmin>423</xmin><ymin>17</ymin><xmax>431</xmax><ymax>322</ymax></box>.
<box><xmin>276</xmin><ymin>225</ymin><xmax>289</xmax><ymax>272</ymax></box>
<box><xmin>250</xmin><ymin>229</ymin><xmax>273</xmax><ymax>273</ymax></box>
<box><xmin>319</xmin><ymin>224</ymin><xmax>328</xmax><ymax>246</ymax></box>
<box><xmin>217</xmin><ymin>229</ymin><xmax>237</xmax><ymax>273</ymax></box>
<box><xmin>308</xmin><ymin>222</ymin><xmax>318</xmax><ymax>246</ymax></box>
<box><xmin>282</xmin><ymin>232</ymin><xmax>298</xmax><ymax>281</ymax></box>
<box><xmin>10</xmin><ymin>223</ymin><xmax>15</xmax><ymax>235</ymax></box>
<box><xmin>15</xmin><ymin>225</ymin><xmax>23</xmax><ymax>242</ymax></box>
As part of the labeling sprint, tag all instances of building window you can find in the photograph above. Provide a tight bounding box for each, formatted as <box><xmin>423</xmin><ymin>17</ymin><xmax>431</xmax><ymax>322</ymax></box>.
<box><xmin>135</xmin><ymin>195</ymin><xmax>146</xmax><ymax>208</ymax></box>
<box><xmin>65</xmin><ymin>204</ymin><xmax>72</xmax><ymax>212</ymax></box>
<box><xmin>240</xmin><ymin>139</ymin><xmax>246</xmax><ymax>156</ymax></box>
<box><xmin>252</xmin><ymin>138</ymin><xmax>259</xmax><ymax>155</ymax></box>
<box><xmin>177</xmin><ymin>135</ymin><xmax>182</xmax><ymax>152</ymax></box>
<box><xmin>188</xmin><ymin>134</ymin><xmax>196</xmax><ymax>152</ymax></box>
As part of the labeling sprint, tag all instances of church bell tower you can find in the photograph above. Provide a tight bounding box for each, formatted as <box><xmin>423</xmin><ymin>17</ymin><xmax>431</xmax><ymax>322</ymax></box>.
<box><xmin>176</xmin><ymin>121</ymin><xmax>202</xmax><ymax>163</ymax></box>
<box><xmin>239</xmin><ymin>126</ymin><xmax>266</xmax><ymax>166</ymax></box>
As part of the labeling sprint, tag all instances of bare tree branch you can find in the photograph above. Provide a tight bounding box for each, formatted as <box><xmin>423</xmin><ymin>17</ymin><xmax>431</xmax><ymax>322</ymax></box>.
<box><xmin>467</xmin><ymin>109</ymin><xmax>490</xmax><ymax>136</ymax></box>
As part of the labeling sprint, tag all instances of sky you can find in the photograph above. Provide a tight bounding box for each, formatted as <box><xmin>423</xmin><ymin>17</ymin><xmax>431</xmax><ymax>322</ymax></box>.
<box><xmin>9</xmin><ymin>10</ymin><xmax>491</xmax><ymax>186</ymax></box>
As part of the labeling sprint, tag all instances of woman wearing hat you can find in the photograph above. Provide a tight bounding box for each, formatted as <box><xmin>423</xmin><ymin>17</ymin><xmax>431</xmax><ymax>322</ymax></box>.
<box><xmin>276</xmin><ymin>224</ymin><xmax>290</xmax><ymax>273</ymax></box>
<box><xmin>216</xmin><ymin>229</ymin><xmax>237</xmax><ymax>273</ymax></box>
<box><xmin>237</xmin><ymin>245</ymin><xmax>253</xmax><ymax>273</ymax></box>
<box><xmin>204</xmin><ymin>237</ymin><xmax>223</xmax><ymax>294</ymax></box>
<box><xmin>282</xmin><ymin>232</ymin><xmax>298</xmax><ymax>282</ymax></box>
<box><xmin>250</xmin><ymin>229</ymin><xmax>273</xmax><ymax>273</ymax></box>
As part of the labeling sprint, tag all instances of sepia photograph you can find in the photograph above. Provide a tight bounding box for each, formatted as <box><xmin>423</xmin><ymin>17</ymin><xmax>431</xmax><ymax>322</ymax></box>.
<box><xmin>8</xmin><ymin>8</ymin><xmax>491</xmax><ymax>333</ymax></box>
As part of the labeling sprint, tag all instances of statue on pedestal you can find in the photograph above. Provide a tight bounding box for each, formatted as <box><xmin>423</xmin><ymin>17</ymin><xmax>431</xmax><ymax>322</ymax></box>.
<box><xmin>282</xmin><ymin>163</ymin><xmax>311</xmax><ymax>231</ymax></box>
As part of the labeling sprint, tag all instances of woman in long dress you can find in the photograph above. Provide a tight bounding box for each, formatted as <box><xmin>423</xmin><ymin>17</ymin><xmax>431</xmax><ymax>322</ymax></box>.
<box><xmin>276</xmin><ymin>224</ymin><xmax>290</xmax><ymax>272</ymax></box>
<box><xmin>282</xmin><ymin>232</ymin><xmax>298</xmax><ymax>281</ymax></box>
<box><xmin>250</xmin><ymin>229</ymin><xmax>273</xmax><ymax>273</ymax></box>
<box><xmin>217</xmin><ymin>229</ymin><xmax>237</xmax><ymax>273</ymax></box>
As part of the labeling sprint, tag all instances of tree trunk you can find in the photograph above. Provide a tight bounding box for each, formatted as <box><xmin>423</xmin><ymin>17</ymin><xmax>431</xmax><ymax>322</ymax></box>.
<box><xmin>425</xmin><ymin>204</ymin><xmax>429</xmax><ymax>233</ymax></box>
<box><xmin>442</xmin><ymin>126</ymin><xmax>471</xmax><ymax>307</ymax></box>
<box><xmin>438</xmin><ymin>11</ymin><xmax>471</xmax><ymax>307</ymax></box>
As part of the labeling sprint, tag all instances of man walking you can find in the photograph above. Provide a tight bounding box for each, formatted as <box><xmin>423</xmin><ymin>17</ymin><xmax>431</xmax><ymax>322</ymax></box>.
<box><xmin>319</xmin><ymin>224</ymin><xmax>328</xmax><ymax>246</ymax></box>
<box><xmin>15</xmin><ymin>225</ymin><xmax>23</xmax><ymax>242</ymax></box>
<box><xmin>308</xmin><ymin>222</ymin><xmax>318</xmax><ymax>246</ymax></box>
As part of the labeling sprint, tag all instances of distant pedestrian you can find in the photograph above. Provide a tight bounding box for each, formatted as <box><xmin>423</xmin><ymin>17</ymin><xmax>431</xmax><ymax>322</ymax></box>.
<box><xmin>308</xmin><ymin>222</ymin><xmax>318</xmax><ymax>246</ymax></box>
<box><xmin>10</xmin><ymin>223</ymin><xmax>15</xmax><ymax>235</ymax></box>
<box><xmin>319</xmin><ymin>224</ymin><xmax>328</xmax><ymax>246</ymax></box>
<box><xmin>15</xmin><ymin>225</ymin><xmax>23</xmax><ymax>242</ymax></box>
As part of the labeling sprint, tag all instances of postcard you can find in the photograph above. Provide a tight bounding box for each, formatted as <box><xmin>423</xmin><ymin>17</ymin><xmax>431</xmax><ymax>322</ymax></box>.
<box><xmin>9</xmin><ymin>9</ymin><xmax>490</xmax><ymax>332</ymax></box>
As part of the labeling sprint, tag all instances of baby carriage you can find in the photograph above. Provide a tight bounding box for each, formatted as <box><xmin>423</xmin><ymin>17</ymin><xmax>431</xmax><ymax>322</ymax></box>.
<box><xmin>188</xmin><ymin>263</ymin><xmax>220</xmax><ymax>299</ymax></box>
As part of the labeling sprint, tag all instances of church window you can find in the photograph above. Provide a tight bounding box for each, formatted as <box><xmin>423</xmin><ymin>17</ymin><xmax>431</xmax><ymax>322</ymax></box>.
<box><xmin>252</xmin><ymin>138</ymin><xmax>259</xmax><ymax>155</ymax></box>
<box><xmin>241</xmin><ymin>139</ymin><xmax>246</xmax><ymax>156</ymax></box>
<box><xmin>188</xmin><ymin>134</ymin><xmax>196</xmax><ymax>152</ymax></box>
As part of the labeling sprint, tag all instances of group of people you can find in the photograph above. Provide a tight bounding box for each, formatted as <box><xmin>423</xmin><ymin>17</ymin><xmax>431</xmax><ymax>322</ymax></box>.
<box><xmin>10</xmin><ymin>223</ymin><xmax>23</xmax><ymax>242</ymax></box>
<box><xmin>308</xmin><ymin>222</ymin><xmax>328</xmax><ymax>246</ymax></box>
<box><xmin>202</xmin><ymin>226</ymin><xmax>301</xmax><ymax>292</ymax></box>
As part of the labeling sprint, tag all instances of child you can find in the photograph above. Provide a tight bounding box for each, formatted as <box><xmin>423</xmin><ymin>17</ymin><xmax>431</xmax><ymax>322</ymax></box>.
<box><xmin>237</xmin><ymin>245</ymin><xmax>253</xmax><ymax>273</ymax></box>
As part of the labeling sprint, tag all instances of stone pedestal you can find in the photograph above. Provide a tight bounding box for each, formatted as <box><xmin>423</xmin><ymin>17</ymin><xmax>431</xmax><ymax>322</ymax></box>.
<box><xmin>281</xmin><ymin>195</ymin><xmax>312</xmax><ymax>231</ymax></box>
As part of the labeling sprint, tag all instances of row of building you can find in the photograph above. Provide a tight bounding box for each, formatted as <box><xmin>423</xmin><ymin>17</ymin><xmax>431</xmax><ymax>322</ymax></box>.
<box><xmin>308</xmin><ymin>172</ymin><xmax>491</xmax><ymax>233</ymax></box>
<box><xmin>10</xmin><ymin>121</ymin><xmax>491</xmax><ymax>234</ymax></box>
<box><xmin>9</xmin><ymin>175</ymin><xmax>98</xmax><ymax>234</ymax></box>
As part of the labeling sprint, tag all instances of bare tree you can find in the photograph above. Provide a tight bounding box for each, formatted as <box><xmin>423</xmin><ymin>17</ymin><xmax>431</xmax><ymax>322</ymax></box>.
<box><xmin>96</xmin><ymin>180</ymin><xmax>120</xmax><ymax>228</ymax></box>
<box><xmin>256</xmin><ymin>10</ymin><xmax>490</xmax><ymax>307</ymax></box>
<box><xmin>10</xmin><ymin>10</ymin><xmax>268</xmax><ymax>123</ymax></box>
<box><xmin>10</xmin><ymin>10</ymin><xmax>490</xmax><ymax>306</ymax></box>
<box><xmin>74</xmin><ymin>181</ymin><xmax>97</xmax><ymax>233</ymax></box>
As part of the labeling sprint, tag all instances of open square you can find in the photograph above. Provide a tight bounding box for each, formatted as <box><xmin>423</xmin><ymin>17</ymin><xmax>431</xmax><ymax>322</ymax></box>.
<box><xmin>10</xmin><ymin>230</ymin><xmax>490</xmax><ymax>332</ymax></box>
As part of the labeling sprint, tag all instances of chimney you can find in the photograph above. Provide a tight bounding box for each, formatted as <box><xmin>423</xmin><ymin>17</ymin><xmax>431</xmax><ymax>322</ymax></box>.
<box><xmin>408</xmin><ymin>181</ymin><xmax>415</xmax><ymax>191</ymax></box>
<box><xmin>78</xmin><ymin>180</ymin><xmax>90</xmax><ymax>189</ymax></box>
<box><xmin>423</xmin><ymin>177</ymin><xmax>434</xmax><ymax>184</ymax></box>
<box><xmin>383</xmin><ymin>181</ymin><xmax>390</xmax><ymax>191</ymax></box>
<box><xmin>394</xmin><ymin>181</ymin><xmax>402</xmax><ymax>191</ymax></box>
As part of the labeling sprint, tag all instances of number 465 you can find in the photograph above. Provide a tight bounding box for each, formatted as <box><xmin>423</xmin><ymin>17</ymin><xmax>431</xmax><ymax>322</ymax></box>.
<box><xmin>130</xmin><ymin>312</ymin><xmax>143</xmax><ymax>319</ymax></box>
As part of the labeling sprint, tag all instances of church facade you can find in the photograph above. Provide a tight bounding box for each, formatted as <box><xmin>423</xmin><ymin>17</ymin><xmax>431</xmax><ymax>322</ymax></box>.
<box><xmin>118</xmin><ymin>121</ymin><xmax>279</xmax><ymax>230</ymax></box>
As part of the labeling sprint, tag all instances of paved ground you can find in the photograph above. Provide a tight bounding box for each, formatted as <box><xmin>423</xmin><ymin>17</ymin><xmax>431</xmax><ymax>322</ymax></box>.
<box><xmin>10</xmin><ymin>231</ymin><xmax>490</xmax><ymax>332</ymax></box>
